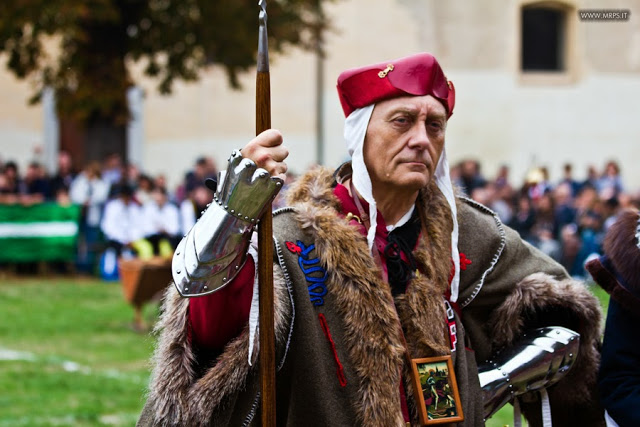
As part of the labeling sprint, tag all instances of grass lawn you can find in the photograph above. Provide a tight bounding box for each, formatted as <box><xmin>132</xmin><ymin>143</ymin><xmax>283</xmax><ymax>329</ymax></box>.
<box><xmin>0</xmin><ymin>276</ymin><xmax>609</xmax><ymax>426</ymax></box>
<box><xmin>0</xmin><ymin>276</ymin><xmax>161</xmax><ymax>426</ymax></box>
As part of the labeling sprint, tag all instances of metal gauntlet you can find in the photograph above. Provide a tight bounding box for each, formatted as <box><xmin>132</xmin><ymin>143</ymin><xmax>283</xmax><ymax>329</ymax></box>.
<box><xmin>478</xmin><ymin>326</ymin><xmax>580</xmax><ymax>420</ymax></box>
<box><xmin>172</xmin><ymin>150</ymin><xmax>283</xmax><ymax>297</ymax></box>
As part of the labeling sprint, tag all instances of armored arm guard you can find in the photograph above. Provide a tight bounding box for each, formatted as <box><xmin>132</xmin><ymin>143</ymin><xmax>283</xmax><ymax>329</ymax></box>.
<box><xmin>478</xmin><ymin>326</ymin><xmax>580</xmax><ymax>420</ymax></box>
<box><xmin>172</xmin><ymin>150</ymin><xmax>283</xmax><ymax>297</ymax></box>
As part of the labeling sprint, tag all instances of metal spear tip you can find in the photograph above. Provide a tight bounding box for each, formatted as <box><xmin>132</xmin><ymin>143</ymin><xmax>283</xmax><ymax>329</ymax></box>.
<box><xmin>258</xmin><ymin>0</ymin><xmax>267</xmax><ymax>25</ymax></box>
<box><xmin>257</xmin><ymin>0</ymin><xmax>269</xmax><ymax>71</ymax></box>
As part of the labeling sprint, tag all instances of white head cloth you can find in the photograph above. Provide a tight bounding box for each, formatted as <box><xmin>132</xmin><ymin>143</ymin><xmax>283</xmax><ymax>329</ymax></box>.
<box><xmin>344</xmin><ymin>105</ymin><xmax>461</xmax><ymax>302</ymax></box>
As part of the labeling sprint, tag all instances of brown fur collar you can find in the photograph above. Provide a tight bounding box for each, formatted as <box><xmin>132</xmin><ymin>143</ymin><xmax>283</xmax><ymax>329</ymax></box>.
<box><xmin>146</xmin><ymin>268</ymin><xmax>292</xmax><ymax>426</ymax></box>
<box><xmin>286</xmin><ymin>167</ymin><xmax>453</xmax><ymax>426</ymax></box>
<box><xmin>489</xmin><ymin>272</ymin><xmax>602</xmax><ymax>419</ymax></box>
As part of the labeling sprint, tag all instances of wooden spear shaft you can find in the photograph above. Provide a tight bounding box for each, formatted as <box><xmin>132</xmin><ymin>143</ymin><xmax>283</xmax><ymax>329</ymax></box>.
<box><xmin>256</xmin><ymin>2</ymin><xmax>276</xmax><ymax>426</ymax></box>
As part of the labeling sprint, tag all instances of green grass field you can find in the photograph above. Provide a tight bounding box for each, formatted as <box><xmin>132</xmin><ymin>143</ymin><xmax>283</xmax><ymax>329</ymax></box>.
<box><xmin>0</xmin><ymin>277</ymin><xmax>160</xmax><ymax>426</ymax></box>
<box><xmin>0</xmin><ymin>276</ymin><xmax>608</xmax><ymax>426</ymax></box>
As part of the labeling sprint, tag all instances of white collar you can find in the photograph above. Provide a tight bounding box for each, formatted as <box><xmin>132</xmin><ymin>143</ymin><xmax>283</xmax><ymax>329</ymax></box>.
<box><xmin>386</xmin><ymin>205</ymin><xmax>416</xmax><ymax>232</ymax></box>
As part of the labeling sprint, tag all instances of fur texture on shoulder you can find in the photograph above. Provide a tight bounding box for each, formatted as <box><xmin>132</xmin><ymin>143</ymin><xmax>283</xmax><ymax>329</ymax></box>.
<box><xmin>144</xmin><ymin>267</ymin><xmax>292</xmax><ymax>426</ymax></box>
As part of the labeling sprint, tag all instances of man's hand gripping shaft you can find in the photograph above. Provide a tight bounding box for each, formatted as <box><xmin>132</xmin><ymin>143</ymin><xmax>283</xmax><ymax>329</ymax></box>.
<box><xmin>172</xmin><ymin>149</ymin><xmax>284</xmax><ymax>297</ymax></box>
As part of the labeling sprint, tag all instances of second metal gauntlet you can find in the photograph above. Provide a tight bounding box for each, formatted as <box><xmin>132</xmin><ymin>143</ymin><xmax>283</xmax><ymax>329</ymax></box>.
<box><xmin>478</xmin><ymin>326</ymin><xmax>580</xmax><ymax>420</ymax></box>
<box><xmin>172</xmin><ymin>150</ymin><xmax>283</xmax><ymax>297</ymax></box>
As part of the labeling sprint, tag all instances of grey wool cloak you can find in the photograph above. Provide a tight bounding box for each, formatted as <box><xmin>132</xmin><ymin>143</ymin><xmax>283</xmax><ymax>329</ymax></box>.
<box><xmin>138</xmin><ymin>166</ymin><xmax>603</xmax><ymax>427</ymax></box>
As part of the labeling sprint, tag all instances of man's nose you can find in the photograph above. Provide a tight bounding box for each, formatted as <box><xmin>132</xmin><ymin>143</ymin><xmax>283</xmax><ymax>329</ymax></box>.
<box><xmin>407</xmin><ymin>122</ymin><xmax>430</xmax><ymax>149</ymax></box>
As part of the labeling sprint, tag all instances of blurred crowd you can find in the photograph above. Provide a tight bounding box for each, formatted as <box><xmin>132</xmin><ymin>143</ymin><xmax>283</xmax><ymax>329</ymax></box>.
<box><xmin>0</xmin><ymin>150</ymin><xmax>221</xmax><ymax>275</ymax></box>
<box><xmin>0</xmin><ymin>149</ymin><xmax>636</xmax><ymax>280</ymax></box>
<box><xmin>452</xmin><ymin>159</ymin><xmax>636</xmax><ymax>280</ymax></box>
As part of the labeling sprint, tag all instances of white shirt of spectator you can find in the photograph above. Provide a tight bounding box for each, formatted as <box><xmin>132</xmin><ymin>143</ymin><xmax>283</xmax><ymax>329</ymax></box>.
<box><xmin>100</xmin><ymin>198</ymin><xmax>145</xmax><ymax>244</ymax></box>
<box><xmin>142</xmin><ymin>199</ymin><xmax>180</xmax><ymax>238</ymax></box>
<box><xmin>69</xmin><ymin>172</ymin><xmax>110</xmax><ymax>227</ymax></box>
<box><xmin>179</xmin><ymin>199</ymin><xmax>197</xmax><ymax>237</ymax></box>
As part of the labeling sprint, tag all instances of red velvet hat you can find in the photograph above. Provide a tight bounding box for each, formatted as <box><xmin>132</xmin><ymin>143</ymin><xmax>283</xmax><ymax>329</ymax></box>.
<box><xmin>336</xmin><ymin>52</ymin><xmax>455</xmax><ymax>118</ymax></box>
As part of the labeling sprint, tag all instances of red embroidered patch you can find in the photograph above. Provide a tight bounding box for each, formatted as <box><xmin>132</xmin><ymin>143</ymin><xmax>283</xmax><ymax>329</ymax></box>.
<box><xmin>286</xmin><ymin>241</ymin><xmax>302</xmax><ymax>254</ymax></box>
<box><xmin>449</xmin><ymin>253</ymin><xmax>472</xmax><ymax>283</ymax></box>
<box><xmin>318</xmin><ymin>313</ymin><xmax>347</xmax><ymax>387</ymax></box>
<box><xmin>459</xmin><ymin>253</ymin><xmax>472</xmax><ymax>270</ymax></box>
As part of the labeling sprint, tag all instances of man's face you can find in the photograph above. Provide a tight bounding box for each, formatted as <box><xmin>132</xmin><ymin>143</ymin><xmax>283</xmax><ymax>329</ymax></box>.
<box><xmin>363</xmin><ymin>95</ymin><xmax>447</xmax><ymax>194</ymax></box>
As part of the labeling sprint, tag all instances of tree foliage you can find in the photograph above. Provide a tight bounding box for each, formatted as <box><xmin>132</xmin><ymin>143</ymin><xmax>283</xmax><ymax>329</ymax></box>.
<box><xmin>0</xmin><ymin>0</ymin><xmax>329</xmax><ymax>123</ymax></box>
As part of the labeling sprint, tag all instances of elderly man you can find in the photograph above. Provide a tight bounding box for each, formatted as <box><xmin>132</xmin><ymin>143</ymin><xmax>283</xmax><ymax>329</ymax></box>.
<box><xmin>138</xmin><ymin>53</ymin><xmax>603</xmax><ymax>426</ymax></box>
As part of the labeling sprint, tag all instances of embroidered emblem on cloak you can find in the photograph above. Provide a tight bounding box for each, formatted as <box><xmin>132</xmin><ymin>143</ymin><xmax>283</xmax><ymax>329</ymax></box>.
<box><xmin>449</xmin><ymin>252</ymin><xmax>472</xmax><ymax>283</ymax></box>
<box><xmin>286</xmin><ymin>240</ymin><xmax>328</xmax><ymax>306</ymax></box>
<box><xmin>459</xmin><ymin>253</ymin><xmax>472</xmax><ymax>270</ymax></box>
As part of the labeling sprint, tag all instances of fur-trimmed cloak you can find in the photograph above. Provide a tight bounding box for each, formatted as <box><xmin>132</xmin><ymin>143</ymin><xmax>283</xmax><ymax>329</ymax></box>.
<box><xmin>138</xmin><ymin>167</ymin><xmax>603</xmax><ymax>426</ymax></box>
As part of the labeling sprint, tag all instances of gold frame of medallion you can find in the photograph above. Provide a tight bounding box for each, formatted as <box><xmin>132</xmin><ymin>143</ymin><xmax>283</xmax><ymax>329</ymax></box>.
<box><xmin>410</xmin><ymin>355</ymin><xmax>464</xmax><ymax>425</ymax></box>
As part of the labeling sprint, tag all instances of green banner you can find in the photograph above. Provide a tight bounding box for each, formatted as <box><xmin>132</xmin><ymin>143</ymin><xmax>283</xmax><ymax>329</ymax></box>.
<box><xmin>0</xmin><ymin>203</ymin><xmax>81</xmax><ymax>262</ymax></box>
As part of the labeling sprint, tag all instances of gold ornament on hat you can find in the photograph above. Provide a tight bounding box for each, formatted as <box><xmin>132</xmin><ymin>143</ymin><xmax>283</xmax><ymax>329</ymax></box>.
<box><xmin>378</xmin><ymin>63</ymin><xmax>395</xmax><ymax>78</ymax></box>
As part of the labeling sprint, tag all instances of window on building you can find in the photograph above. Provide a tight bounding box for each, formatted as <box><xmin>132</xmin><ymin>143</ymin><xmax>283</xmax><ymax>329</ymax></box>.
<box><xmin>521</xmin><ymin>6</ymin><xmax>566</xmax><ymax>72</ymax></box>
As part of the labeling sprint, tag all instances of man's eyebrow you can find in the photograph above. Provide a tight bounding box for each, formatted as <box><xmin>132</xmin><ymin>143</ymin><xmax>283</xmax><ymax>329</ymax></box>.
<box><xmin>430</xmin><ymin>111</ymin><xmax>447</xmax><ymax>121</ymax></box>
<box><xmin>386</xmin><ymin>106</ymin><xmax>447</xmax><ymax>120</ymax></box>
<box><xmin>386</xmin><ymin>107</ymin><xmax>419</xmax><ymax>116</ymax></box>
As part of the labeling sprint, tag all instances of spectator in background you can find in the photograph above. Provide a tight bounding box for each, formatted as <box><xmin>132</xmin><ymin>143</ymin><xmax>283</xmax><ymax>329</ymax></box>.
<box><xmin>70</xmin><ymin>161</ymin><xmax>110</xmax><ymax>274</ymax></box>
<box><xmin>179</xmin><ymin>183</ymin><xmax>211</xmax><ymax>237</ymax></box>
<box><xmin>100</xmin><ymin>184</ymin><xmax>145</xmax><ymax>257</ymax></box>
<box><xmin>532</xmin><ymin>192</ymin><xmax>557</xmax><ymax>238</ymax></box>
<box><xmin>0</xmin><ymin>170</ymin><xmax>9</xmax><ymax>204</ymax></box>
<box><xmin>125</xmin><ymin>163</ymin><xmax>141</xmax><ymax>189</ymax></box>
<box><xmin>597</xmin><ymin>160</ymin><xmax>624</xmax><ymax>202</ymax></box>
<box><xmin>490</xmin><ymin>166</ymin><xmax>516</xmax><ymax>224</ymax></box>
<box><xmin>54</xmin><ymin>186</ymin><xmax>72</xmax><ymax>206</ymax></box>
<box><xmin>1</xmin><ymin>161</ymin><xmax>21</xmax><ymax>203</ymax></box>
<box><xmin>531</xmin><ymin>193</ymin><xmax>562</xmax><ymax>261</ymax></box>
<box><xmin>184</xmin><ymin>156</ymin><xmax>218</xmax><ymax>195</ymax></box>
<box><xmin>560</xmin><ymin>223</ymin><xmax>582</xmax><ymax>276</ymax></box>
<box><xmin>448</xmin><ymin>161</ymin><xmax>462</xmax><ymax>189</ymax></box>
<box><xmin>142</xmin><ymin>186</ymin><xmax>181</xmax><ymax>256</ymax></box>
<box><xmin>582</xmin><ymin>164</ymin><xmax>599</xmax><ymax>191</ymax></box>
<box><xmin>470</xmin><ymin>185</ymin><xmax>490</xmax><ymax>206</ymax></box>
<box><xmin>135</xmin><ymin>174</ymin><xmax>155</xmax><ymax>205</ymax></box>
<box><xmin>617</xmin><ymin>192</ymin><xmax>635</xmax><ymax>211</ymax></box>
<box><xmin>49</xmin><ymin>151</ymin><xmax>76</xmax><ymax>197</ymax></box>
<box><xmin>493</xmin><ymin>164</ymin><xmax>512</xmax><ymax>193</ymax></box>
<box><xmin>154</xmin><ymin>174</ymin><xmax>168</xmax><ymax>192</ymax></box>
<box><xmin>552</xmin><ymin>182</ymin><xmax>576</xmax><ymax>240</ymax></box>
<box><xmin>20</xmin><ymin>161</ymin><xmax>50</xmax><ymax>204</ymax></box>
<box><xmin>527</xmin><ymin>166</ymin><xmax>552</xmax><ymax>202</ymax></box>
<box><xmin>458</xmin><ymin>159</ymin><xmax>486</xmax><ymax>196</ymax></box>
<box><xmin>535</xmin><ymin>225</ymin><xmax>562</xmax><ymax>262</ymax></box>
<box><xmin>102</xmin><ymin>152</ymin><xmax>124</xmax><ymax>188</ymax></box>
<box><xmin>509</xmin><ymin>194</ymin><xmax>536</xmax><ymax>244</ymax></box>
<box><xmin>558</xmin><ymin>163</ymin><xmax>581</xmax><ymax>197</ymax></box>
<box><xmin>604</xmin><ymin>192</ymin><xmax>638</xmax><ymax>233</ymax></box>
<box><xmin>573</xmin><ymin>186</ymin><xmax>604</xmax><ymax>277</ymax></box>
<box><xmin>487</xmin><ymin>184</ymin><xmax>514</xmax><ymax>224</ymax></box>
